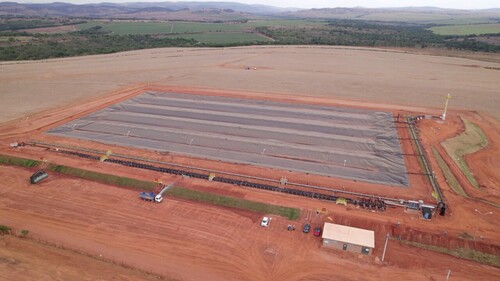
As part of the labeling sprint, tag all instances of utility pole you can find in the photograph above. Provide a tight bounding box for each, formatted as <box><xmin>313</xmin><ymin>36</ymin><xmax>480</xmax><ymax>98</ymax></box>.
<box><xmin>441</xmin><ymin>93</ymin><xmax>451</xmax><ymax>121</ymax></box>
<box><xmin>445</xmin><ymin>269</ymin><xmax>451</xmax><ymax>281</ymax></box>
<box><xmin>381</xmin><ymin>234</ymin><xmax>389</xmax><ymax>262</ymax></box>
<box><xmin>188</xmin><ymin>138</ymin><xmax>194</xmax><ymax>154</ymax></box>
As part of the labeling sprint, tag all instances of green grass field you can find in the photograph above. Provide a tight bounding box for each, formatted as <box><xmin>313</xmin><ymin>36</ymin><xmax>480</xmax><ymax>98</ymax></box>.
<box><xmin>338</xmin><ymin>11</ymin><xmax>499</xmax><ymax>25</ymax></box>
<box><xmin>441</xmin><ymin>118</ymin><xmax>488</xmax><ymax>188</ymax></box>
<box><xmin>166</xmin><ymin>32</ymin><xmax>271</xmax><ymax>44</ymax></box>
<box><xmin>166</xmin><ymin>187</ymin><xmax>300</xmax><ymax>220</ymax></box>
<box><xmin>77</xmin><ymin>21</ymin><xmax>243</xmax><ymax>35</ymax></box>
<box><xmin>77</xmin><ymin>20</ymin><xmax>325</xmax><ymax>35</ymax></box>
<box><xmin>76</xmin><ymin>21</ymin><xmax>273</xmax><ymax>44</ymax></box>
<box><xmin>430</xmin><ymin>23</ymin><xmax>500</xmax><ymax>35</ymax></box>
<box><xmin>360</xmin><ymin>12</ymin><xmax>453</xmax><ymax>22</ymax></box>
<box><xmin>429</xmin><ymin>18</ymin><xmax>500</xmax><ymax>25</ymax></box>
<box><xmin>242</xmin><ymin>19</ymin><xmax>326</xmax><ymax>27</ymax></box>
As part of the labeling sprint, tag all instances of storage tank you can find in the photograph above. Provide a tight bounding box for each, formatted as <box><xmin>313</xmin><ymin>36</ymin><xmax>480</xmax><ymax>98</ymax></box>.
<box><xmin>30</xmin><ymin>170</ymin><xmax>48</xmax><ymax>184</ymax></box>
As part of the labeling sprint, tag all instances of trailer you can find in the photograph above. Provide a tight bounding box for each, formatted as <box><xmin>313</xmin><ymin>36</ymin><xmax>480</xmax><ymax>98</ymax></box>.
<box><xmin>139</xmin><ymin>191</ymin><xmax>163</xmax><ymax>203</ymax></box>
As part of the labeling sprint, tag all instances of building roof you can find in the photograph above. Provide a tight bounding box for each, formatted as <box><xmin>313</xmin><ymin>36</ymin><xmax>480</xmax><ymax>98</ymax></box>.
<box><xmin>322</xmin><ymin>223</ymin><xmax>375</xmax><ymax>248</ymax></box>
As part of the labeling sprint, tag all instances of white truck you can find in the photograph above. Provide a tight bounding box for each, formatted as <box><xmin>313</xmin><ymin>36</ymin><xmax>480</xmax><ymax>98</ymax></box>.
<box><xmin>139</xmin><ymin>191</ymin><xmax>163</xmax><ymax>203</ymax></box>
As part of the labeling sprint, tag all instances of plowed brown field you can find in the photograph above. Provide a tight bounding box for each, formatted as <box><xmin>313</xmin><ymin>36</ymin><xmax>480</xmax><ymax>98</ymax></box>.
<box><xmin>1</xmin><ymin>46</ymin><xmax>499</xmax><ymax>123</ymax></box>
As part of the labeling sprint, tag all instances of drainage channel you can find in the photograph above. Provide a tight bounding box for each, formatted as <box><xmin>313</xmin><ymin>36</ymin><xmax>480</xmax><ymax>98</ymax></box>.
<box><xmin>407</xmin><ymin>116</ymin><xmax>444</xmax><ymax>205</ymax></box>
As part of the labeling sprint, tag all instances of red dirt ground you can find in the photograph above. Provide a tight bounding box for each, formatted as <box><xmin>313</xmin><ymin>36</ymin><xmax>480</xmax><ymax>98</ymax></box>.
<box><xmin>0</xmin><ymin>235</ymin><xmax>162</xmax><ymax>281</ymax></box>
<box><xmin>1</xmin><ymin>166</ymin><xmax>499</xmax><ymax>281</ymax></box>
<box><xmin>1</xmin><ymin>85</ymin><xmax>499</xmax><ymax>280</ymax></box>
<box><xmin>418</xmin><ymin>111</ymin><xmax>500</xmax><ymax>203</ymax></box>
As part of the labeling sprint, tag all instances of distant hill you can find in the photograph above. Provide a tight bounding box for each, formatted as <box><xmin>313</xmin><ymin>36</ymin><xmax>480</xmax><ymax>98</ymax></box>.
<box><xmin>121</xmin><ymin>2</ymin><xmax>299</xmax><ymax>14</ymax></box>
<box><xmin>0</xmin><ymin>2</ymin><xmax>499</xmax><ymax>24</ymax></box>
<box><xmin>0</xmin><ymin>1</ymin><xmax>299</xmax><ymax>20</ymax></box>
<box><xmin>283</xmin><ymin>7</ymin><xmax>500</xmax><ymax>24</ymax></box>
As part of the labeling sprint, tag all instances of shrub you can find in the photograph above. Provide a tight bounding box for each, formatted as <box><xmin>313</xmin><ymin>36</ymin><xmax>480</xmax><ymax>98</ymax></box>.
<box><xmin>19</xmin><ymin>229</ymin><xmax>29</xmax><ymax>237</ymax></box>
<box><xmin>0</xmin><ymin>224</ymin><xmax>11</xmax><ymax>235</ymax></box>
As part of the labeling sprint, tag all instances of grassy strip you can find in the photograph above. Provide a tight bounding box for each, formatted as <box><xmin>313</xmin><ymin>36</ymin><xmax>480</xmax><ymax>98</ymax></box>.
<box><xmin>431</xmin><ymin>147</ymin><xmax>467</xmax><ymax>197</ymax></box>
<box><xmin>432</xmin><ymin>147</ymin><xmax>499</xmax><ymax>208</ymax></box>
<box><xmin>407</xmin><ymin>126</ymin><xmax>430</xmax><ymax>185</ymax></box>
<box><xmin>166</xmin><ymin>187</ymin><xmax>300</xmax><ymax>220</ymax></box>
<box><xmin>480</xmin><ymin>199</ymin><xmax>500</xmax><ymax>208</ymax></box>
<box><xmin>2</xmin><ymin>155</ymin><xmax>299</xmax><ymax>219</ymax></box>
<box><xmin>397</xmin><ymin>239</ymin><xmax>500</xmax><ymax>268</ymax></box>
<box><xmin>0</xmin><ymin>154</ymin><xmax>41</xmax><ymax>168</ymax></box>
<box><xmin>46</xmin><ymin>164</ymin><xmax>155</xmax><ymax>191</ymax></box>
<box><xmin>442</xmin><ymin>118</ymin><xmax>488</xmax><ymax>188</ymax></box>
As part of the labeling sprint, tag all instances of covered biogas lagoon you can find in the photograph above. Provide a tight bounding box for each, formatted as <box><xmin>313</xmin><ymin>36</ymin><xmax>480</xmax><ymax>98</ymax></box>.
<box><xmin>47</xmin><ymin>91</ymin><xmax>408</xmax><ymax>187</ymax></box>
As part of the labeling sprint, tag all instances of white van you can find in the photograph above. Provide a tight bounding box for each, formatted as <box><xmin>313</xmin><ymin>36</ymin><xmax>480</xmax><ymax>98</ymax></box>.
<box><xmin>260</xmin><ymin>217</ymin><xmax>270</xmax><ymax>227</ymax></box>
<box><xmin>155</xmin><ymin>194</ymin><xmax>163</xmax><ymax>203</ymax></box>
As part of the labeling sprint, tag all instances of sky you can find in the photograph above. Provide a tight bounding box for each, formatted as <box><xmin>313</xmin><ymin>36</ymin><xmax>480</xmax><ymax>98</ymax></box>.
<box><xmin>11</xmin><ymin>1</ymin><xmax>500</xmax><ymax>10</ymax></box>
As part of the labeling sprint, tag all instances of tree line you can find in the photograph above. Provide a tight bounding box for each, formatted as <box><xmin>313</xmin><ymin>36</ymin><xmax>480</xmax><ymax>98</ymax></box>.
<box><xmin>0</xmin><ymin>27</ymin><xmax>199</xmax><ymax>60</ymax></box>
<box><xmin>0</xmin><ymin>19</ymin><xmax>498</xmax><ymax>61</ymax></box>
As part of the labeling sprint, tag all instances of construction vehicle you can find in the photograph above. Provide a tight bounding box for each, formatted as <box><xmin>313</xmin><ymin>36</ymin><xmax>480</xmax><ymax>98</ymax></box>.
<box><xmin>138</xmin><ymin>181</ymin><xmax>176</xmax><ymax>203</ymax></box>
<box><xmin>139</xmin><ymin>191</ymin><xmax>163</xmax><ymax>203</ymax></box>
<box><xmin>10</xmin><ymin>141</ymin><xmax>26</xmax><ymax>148</ymax></box>
<box><xmin>30</xmin><ymin>170</ymin><xmax>48</xmax><ymax>184</ymax></box>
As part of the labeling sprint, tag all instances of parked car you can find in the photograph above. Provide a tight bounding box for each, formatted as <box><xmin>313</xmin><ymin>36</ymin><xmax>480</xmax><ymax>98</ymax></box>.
<box><xmin>303</xmin><ymin>223</ymin><xmax>310</xmax><ymax>233</ymax></box>
<box><xmin>314</xmin><ymin>226</ymin><xmax>322</xmax><ymax>236</ymax></box>
<box><xmin>261</xmin><ymin>217</ymin><xmax>270</xmax><ymax>227</ymax></box>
